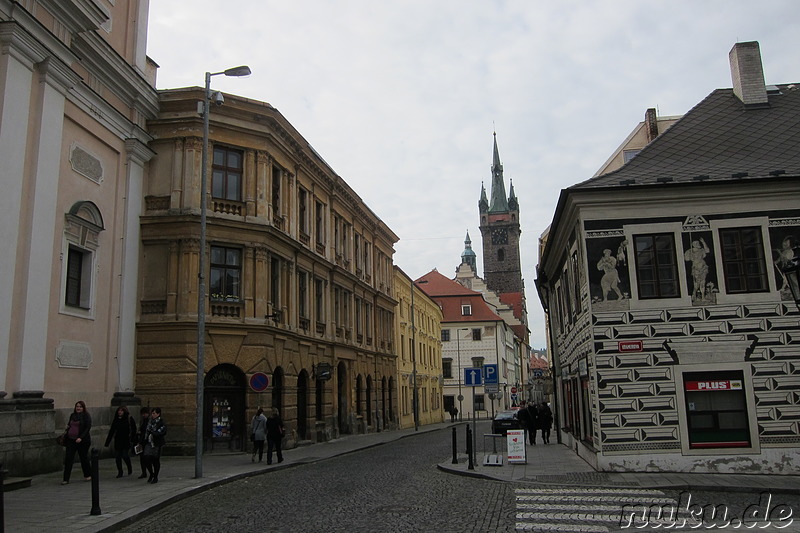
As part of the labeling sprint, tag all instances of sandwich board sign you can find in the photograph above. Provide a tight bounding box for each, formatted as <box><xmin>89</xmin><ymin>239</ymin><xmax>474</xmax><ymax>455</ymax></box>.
<box><xmin>506</xmin><ymin>429</ymin><xmax>527</xmax><ymax>464</ymax></box>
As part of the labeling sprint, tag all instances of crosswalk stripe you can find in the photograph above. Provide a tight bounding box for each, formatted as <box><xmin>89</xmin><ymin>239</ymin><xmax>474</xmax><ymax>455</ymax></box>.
<box><xmin>517</xmin><ymin>495</ymin><xmax>675</xmax><ymax>504</ymax></box>
<box><xmin>515</xmin><ymin>521</ymin><xmax>609</xmax><ymax>532</ymax></box>
<box><xmin>516</xmin><ymin>487</ymin><xmax>665</xmax><ymax>495</ymax></box>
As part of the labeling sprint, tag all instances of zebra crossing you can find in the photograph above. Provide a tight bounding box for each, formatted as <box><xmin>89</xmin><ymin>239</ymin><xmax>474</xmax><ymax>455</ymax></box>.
<box><xmin>515</xmin><ymin>487</ymin><xmax>700</xmax><ymax>532</ymax></box>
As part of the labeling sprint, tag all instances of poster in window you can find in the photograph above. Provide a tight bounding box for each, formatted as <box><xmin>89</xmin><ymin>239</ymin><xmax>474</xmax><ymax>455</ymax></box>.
<box><xmin>768</xmin><ymin>223</ymin><xmax>800</xmax><ymax>302</ymax></box>
<box><xmin>681</xmin><ymin>230</ymin><xmax>717</xmax><ymax>305</ymax></box>
<box><xmin>586</xmin><ymin>231</ymin><xmax>630</xmax><ymax>311</ymax></box>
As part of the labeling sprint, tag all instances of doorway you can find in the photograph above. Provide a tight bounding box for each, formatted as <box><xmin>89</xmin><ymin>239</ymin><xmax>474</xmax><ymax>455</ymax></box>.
<box><xmin>204</xmin><ymin>364</ymin><xmax>246</xmax><ymax>452</ymax></box>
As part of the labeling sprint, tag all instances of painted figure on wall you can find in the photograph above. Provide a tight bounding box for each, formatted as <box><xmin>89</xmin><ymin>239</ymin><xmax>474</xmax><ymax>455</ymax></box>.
<box><xmin>681</xmin><ymin>231</ymin><xmax>717</xmax><ymax>305</ymax></box>
<box><xmin>770</xmin><ymin>229</ymin><xmax>799</xmax><ymax>300</ymax></box>
<box><xmin>597</xmin><ymin>248</ymin><xmax>624</xmax><ymax>302</ymax></box>
<box><xmin>684</xmin><ymin>237</ymin><xmax>710</xmax><ymax>300</ymax></box>
<box><xmin>587</xmin><ymin>235</ymin><xmax>630</xmax><ymax>309</ymax></box>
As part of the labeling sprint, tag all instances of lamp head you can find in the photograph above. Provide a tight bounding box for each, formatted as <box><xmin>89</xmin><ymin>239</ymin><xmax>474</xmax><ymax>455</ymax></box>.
<box><xmin>224</xmin><ymin>65</ymin><xmax>251</xmax><ymax>77</ymax></box>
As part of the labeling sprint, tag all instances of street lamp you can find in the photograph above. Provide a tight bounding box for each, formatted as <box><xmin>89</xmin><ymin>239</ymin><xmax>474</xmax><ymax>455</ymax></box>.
<box><xmin>196</xmin><ymin>65</ymin><xmax>251</xmax><ymax>479</ymax></box>
<box><xmin>455</xmin><ymin>327</ymin><xmax>469</xmax><ymax>421</ymax></box>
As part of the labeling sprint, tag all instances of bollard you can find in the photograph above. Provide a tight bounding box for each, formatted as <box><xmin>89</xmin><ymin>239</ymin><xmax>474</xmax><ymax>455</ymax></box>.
<box><xmin>465</xmin><ymin>424</ymin><xmax>470</xmax><ymax>454</ymax></box>
<box><xmin>451</xmin><ymin>426</ymin><xmax>458</xmax><ymax>464</ymax></box>
<box><xmin>90</xmin><ymin>448</ymin><xmax>101</xmax><ymax>516</ymax></box>
<box><xmin>1</xmin><ymin>462</ymin><xmax>5</xmax><ymax>533</ymax></box>
<box><xmin>466</xmin><ymin>426</ymin><xmax>474</xmax><ymax>470</ymax></box>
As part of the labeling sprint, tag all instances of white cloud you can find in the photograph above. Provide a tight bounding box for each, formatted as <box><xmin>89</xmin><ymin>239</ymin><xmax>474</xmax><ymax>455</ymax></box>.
<box><xmin>147</xmin><ymin>0</ymin><xmax>799</xmax><ymax>348</ymax></box>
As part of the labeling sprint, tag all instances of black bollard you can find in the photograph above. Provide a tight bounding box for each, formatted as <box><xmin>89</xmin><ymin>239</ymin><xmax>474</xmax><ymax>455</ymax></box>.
<box><xmin>466</xmin><ymin>427</ymin><xmax>474</xmax><ymax>470</ymax></box>
<box><xmin>465</xmin><ymin>424</ymin><xmax>470</xmax><ymax>454</ymax></box>
<box><xmin>90</xmin><ymin>448</ymin><xmax>101</xmax><ymax>516</ymax></box>
<box><xmin>451</xmin><ymin>426</ymin><xmax>458</xmax><ymax>464</ymax></box>
<box><xmin>1</xmin><ymin>462</ymin><xmax>5</xmax><ymax>533</ymax></box>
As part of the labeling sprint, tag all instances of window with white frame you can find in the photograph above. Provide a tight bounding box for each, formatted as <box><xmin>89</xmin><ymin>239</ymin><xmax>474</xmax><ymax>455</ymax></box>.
<box><xmin>634</xmin><ymin>233</ymin><xmax>680</xmax><ymax>298</ymax></box>
<box><xmin>62</xmin><ymin>201</ymin><xmax>104</xmax><ymax>316</ymax></box>
<box><xmin>719</xmin><ymin>227</ymin><xmax>768</xmax><ymax>294</ymax></box>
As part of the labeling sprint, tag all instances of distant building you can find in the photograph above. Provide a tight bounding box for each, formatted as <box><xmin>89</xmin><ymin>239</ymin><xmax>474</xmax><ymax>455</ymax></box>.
<box><xmin>394</xmin><ymin>268</ymin><xmax>444</xmax><ymax>429</ymax></box>
<box><xmin>537</xmin><ymin>42</ymin><xmax>800</xmax><ymax>474</ymax></box>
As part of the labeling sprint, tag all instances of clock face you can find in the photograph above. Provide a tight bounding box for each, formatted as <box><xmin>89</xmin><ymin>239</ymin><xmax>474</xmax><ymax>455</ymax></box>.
<box><xmin>491</xmin><ymin>228</ymin><xmax>508</xmax><ymax>245</ymax></box>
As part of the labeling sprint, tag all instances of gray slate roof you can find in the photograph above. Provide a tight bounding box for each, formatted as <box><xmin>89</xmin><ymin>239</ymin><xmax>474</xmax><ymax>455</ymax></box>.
<box><xmin>572</xmin><ymin>83</ymin><xmax>800</xmax><ymax>189</ymax></box>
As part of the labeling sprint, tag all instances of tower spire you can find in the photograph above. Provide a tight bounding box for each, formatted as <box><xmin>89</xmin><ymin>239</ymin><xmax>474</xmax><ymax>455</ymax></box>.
<box><xmin>489</xmin><ymin>132</ymin><xmax>509</xmax><ymax>213</ymax></box>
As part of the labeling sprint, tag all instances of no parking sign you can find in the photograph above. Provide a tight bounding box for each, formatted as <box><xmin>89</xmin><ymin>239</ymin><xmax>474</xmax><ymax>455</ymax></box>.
<box><xmin>249</xmin><ymin>372</ymin><xmax>269</xmax><ymax>392</ymax></box>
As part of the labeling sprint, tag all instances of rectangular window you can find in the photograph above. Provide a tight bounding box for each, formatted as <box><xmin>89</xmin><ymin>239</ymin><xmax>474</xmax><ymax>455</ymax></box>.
<box><xmin>461</xmin><ymin>305</ymin><xmax>472</xmax><ymax>316</ymax></box>
<box><xmin>298</xmin><ymin>271</ymin><xmax>308</xmax><ymax>319</ymax></box>
<box><xmin>471</xmin><ymin>357</ymin><xmax>484</xmax><ymax>368</ymax></box>
<box><xmin>65</xmin><ymin>246</ymin><xmax>89</xmax><ymax>308</ymax></box>
<box><xmin>212</xmin><ymin>146</ymin><xmax>243</xmax><ymax>201</ymax></box>
<box><xmin>315</xmin><ymin>201</ymin><xmax>325</xmax><ymax>245</ymax></box>
<box><xmin>634</xmin><ymin>233</ymin><xmax>679</xmax><ymax>298</ymax></box>
<box><xmin>472</xmin><ymin>328</ymin><xmax>481</xmax><ymax>341</ymax></box>
<box><xmin>684</xmin><ymin>370</ymin><xmax>750</xmax><ymax>449</ymax></box>
<box><xmin>441</xmin><ymin>329</ymin><xmax>450</xmax><ymax>342</ymax></box>
<box><xmin>315</xmin><ymin>278</ymin><xmax>324</xmax><ymax>322</ymax></box>
<box><xmin>270</xmin><ymin>257</ymin><xmax>281</xmax><ymax>309</ymax></box>
<box><xmin>298</xmin><ymin>188</ymin><xmax>308</xmax><ymax>235</ymax></box>
<box><xmin>474</xmin><ymin>394</ymin><xmax>485</xmax><ymax>412</ymax></box>
<box><xmin>443</xmin><ymin>359</ymin><xmax>452</xmax><ymax>379</ymax></box>
<box><xmin>210</xmin><ymin>246</ymin><xmax>241</xmax><ymax>301</ymax></box>
<box><xmin>719</xmin><ymin>227</ymin><xmax>768</xmax><ymax>293</ymax></box>
<box><xmin>271</xmin><ymin>164</ymin><xmax>282</xmax><ymax>216</ymax></box>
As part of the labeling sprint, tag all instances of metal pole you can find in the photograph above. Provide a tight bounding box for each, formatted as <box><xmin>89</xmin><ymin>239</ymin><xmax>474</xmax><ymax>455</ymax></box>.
<box><xmin>451</xmin><ymin>426</ymin><xmax>458</xmax><ymax>464</ymax></box>
<box><xmin>195</xmin><ymin>71</ymin><xmax>211</xmax><ymax>479</ymax></box>
<box><xmin>466</xmin><ymin>425</ymin><xmax>474</xmax><ymax>470</ymax></box>
<box><xmin>0</xmin><ymin>462</ymin><xmax>5</xmax><ymax>533</ymax></box>
<box><xmin>90</xmin><ymin>448</ymin><xmax>101</xmax><ymax>515</ymax></box>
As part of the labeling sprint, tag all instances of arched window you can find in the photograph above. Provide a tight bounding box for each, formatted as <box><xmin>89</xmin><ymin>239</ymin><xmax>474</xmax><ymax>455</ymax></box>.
<box><xmin>497</xmin><ymin>248</ymin><xmax>505</xmax><ymax>262</ymax></box>
<box><xmin>62</xmin><ymin>201</ymin><xmax>104</xmax><ymax>316</ymax></box>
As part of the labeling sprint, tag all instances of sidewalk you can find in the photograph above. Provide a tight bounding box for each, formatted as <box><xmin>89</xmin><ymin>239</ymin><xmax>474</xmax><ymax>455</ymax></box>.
<box><xmin>437</xmin><ymin>424</ymin><xmax>800</xmax><ymax>495</ymax></box>
<box><xmin>4</xmin><ymin>421</ymin><xmax>799</xmax><ymax>532</ymax></box>
<box><xmin>3</xmin><ymin>422</ymin><xmax>452</xmax><ymax>533</ymax></box>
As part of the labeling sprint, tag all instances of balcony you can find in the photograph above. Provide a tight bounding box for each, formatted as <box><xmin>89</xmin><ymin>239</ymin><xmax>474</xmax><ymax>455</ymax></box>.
<box><xmin>140</xmin><ymin>299</ymin><xmax>166</xmax><ymax>314</ymax></box>
<box><xmin>316</xmin><ymin>321</ymin><xmax>326</xmax><ymax>335</ymax></box>
<box><xmin>211</xmin><ymin>301</ymin><xmax>242</xmax><ymax>318</ymax></box>
<box><xmin>212</xmin><ymin>199</ymin><xmax>244</xmax><ymax>216</ymax></box>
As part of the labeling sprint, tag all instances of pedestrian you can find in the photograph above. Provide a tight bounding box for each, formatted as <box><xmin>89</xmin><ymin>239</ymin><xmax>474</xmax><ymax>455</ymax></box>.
<box><xmin>515</xmin><ymin>402</ymin><xmax>531</xmax><ymax>439</ymax></box>
<box><xmin>265</xmin><ymin>408</ymin><xmax>285</xmax><ymax>465</ymax></box>
<box><xmin>526</xmin><ymin>402</ymin><xmax>540</xmax><ymax>445</ymax></box>
<box><xmin>104</xmin><ymin>405</ymin><xmax>137</xmax><ymax>477</ymax></box>
<box><xmin>539</xmin><ymin>402</ymin><xmax>553</xmax><ymax>444</ymax></box>
<box><xmin>143</xmin><ymin>407</ymin><xmax>167</xmax><ymax>483</ymax></box>
<box><xmin>452</xmin><ymin>406</ymin><xmax>459</xmax><ymax>422</ymax></box>
<box><xmin>250</xmin><ymin>407</ymin><xmax>267</xmax><ymax>462</ymax></box>
<box><xmin>61</xmin><ymin>400</ymin><xmax>92</xmax><ymax>485</ymax></box>
<box><xmin>136</xmin><ymin>406</ymin><xmax>150</xmax><ymax>478</ymax></box>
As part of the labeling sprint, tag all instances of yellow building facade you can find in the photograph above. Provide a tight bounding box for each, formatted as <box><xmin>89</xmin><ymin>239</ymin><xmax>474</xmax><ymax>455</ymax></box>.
<box><xmin>394</xmin><ymin>268</ymin><xmax>444</xmax><ymax>429</ymax></box>
<box><xmin>140</xmin><ymin>88</ymin><xmax>399</xmax><ymax>452</ymax></box>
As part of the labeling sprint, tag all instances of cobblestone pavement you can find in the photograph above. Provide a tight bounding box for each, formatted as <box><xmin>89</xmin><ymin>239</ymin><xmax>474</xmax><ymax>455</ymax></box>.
<box><xmin>116</xmin><ymin>426</ymin><xmax>518</xmax><ymax>533</ymax></box>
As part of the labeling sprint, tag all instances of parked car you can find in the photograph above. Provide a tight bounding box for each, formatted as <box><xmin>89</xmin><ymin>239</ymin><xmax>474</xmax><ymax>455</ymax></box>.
<box><xmin>491</xmin><ymin>410</ymin><xmax>521</xmax><ymax>435</ymax></box>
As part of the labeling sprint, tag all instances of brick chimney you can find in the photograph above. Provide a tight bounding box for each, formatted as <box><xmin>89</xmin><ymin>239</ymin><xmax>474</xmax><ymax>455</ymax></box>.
<box><xmin>644</xmin><ymin>108</ymin><xmax>658</xmax><ymax>142</ymax></box>
<box><xmin>729</xmin><ymin>41</ymin><xmax>768</xmax><ymax>106</ymax></box>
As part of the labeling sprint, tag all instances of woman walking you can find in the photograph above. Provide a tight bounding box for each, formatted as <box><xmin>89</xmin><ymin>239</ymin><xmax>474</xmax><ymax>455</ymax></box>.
<box><xmin>136</xmin><ymin>406</ymin><xmax>150</xmax><ymax>478</ymax></box>
<box><xmin>104</xmin><ymin>405</ymin><xmax>137</xmax><ymax>477</ymax></box>
<box><xmin>265</xmin><ymin>408</ymin><xmax>285</xmax><ymax>465</ymax></box>
<box><xmin>61</xmin><ymin>400</ymin><xmax>92</xmax><ymax>485</ymax></box>
<box><xmin>143</xmin><ymin>407</ymin><xmax>167</xmax><ymax>483</ymax></box>
<box><xmin>250</xmin><ymin>407</ymin><xmax>267</xmax><ymax>462</ymax></box>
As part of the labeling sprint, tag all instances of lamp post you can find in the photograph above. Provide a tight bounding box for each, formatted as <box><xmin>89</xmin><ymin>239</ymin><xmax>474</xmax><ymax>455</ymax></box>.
<box><xmin>779</xmin><ymin>244</ymin><xmax>800</xmax><ymax>312</ymax></box>
<box><xmin>455</xmin><ymin>327</ymin><xmax>469</xmax><ymax>421</ymax></box>
<box><xmin>196</xmin><ymin>65</ymin><xmax>251</xmax><ymax>479</ymax></box>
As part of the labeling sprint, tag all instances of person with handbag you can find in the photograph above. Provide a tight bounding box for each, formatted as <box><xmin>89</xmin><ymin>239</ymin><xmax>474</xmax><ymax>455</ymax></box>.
<box><xmin>136</xmin><ymin>406</ymin><xmax>150</xmax><ymax>478</ymax></box>
<box><xmin>104</xmin><ymin>405</ymin><xmax>137</xmax><ymax>477</ymax></box>
<box><xmin>265</xmin><ymin>408</ymin><xmax>285</xmax><ymax>465</ymax></box>
<box><xmin>250</xmin><ymin>407</ymin><xmax>267</xmax><ymax>463</ymax></box>
<box><xmin>61</xmin><ymin>400</ymin><xmax>92</xmax><ymax>485</ymax></box>
<box><xmin>142</xmin><ymin>407</ymin><xmax>167</xmax><ymax>483</ymax></box>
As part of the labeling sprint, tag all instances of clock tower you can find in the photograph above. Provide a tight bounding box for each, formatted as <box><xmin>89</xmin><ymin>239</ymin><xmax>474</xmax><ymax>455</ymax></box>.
<box><xmin>479</xmin><ymin>132</ymin><xmax>523</xmax><ymax>294</ymax></box>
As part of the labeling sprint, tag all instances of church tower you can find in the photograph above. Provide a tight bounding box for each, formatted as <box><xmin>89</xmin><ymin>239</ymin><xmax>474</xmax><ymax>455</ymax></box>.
<box><xmin>460</xmin><ymin>230</ymin><xmax>477</xmax><ymax>272</ymax></box>
<box><xmin>478</xmin><ymin>132</ymin><xmax>523</xmax><ymax>294</ymax></box>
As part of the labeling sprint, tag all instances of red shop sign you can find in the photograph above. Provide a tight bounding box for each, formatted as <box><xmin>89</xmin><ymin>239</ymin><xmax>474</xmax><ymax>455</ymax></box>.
<box><xmin>685</xmin><ymin>380</ymin><xmax>743</xmax><ymax>391</ymax></box>
<box><xmin>618</xmin><ymin>340</ymin><xmax>643</xmax><ymax>353</ymax></box>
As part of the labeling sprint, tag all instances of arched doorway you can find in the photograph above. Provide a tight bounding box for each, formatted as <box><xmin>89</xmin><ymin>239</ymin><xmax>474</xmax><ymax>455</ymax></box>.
<box><xmin>366</xmin><ymin>375</ymin><xmax>373</xmax><ymax>426</ymax></box>
<box><xmin>381</xmin><ymin>376</ymin><xmax>388</xmax><ymax>430</ymax></box>
<box><xmin>297</xmin><ymin>370</ymin><xmax>309</xmax><ymax>439</ymax></box>
<box><xmin>388</xmin><ymin>376</ymin><xmax>395</xmax><ymax>423</ymax></box>
<box><xmin>272</xmin><ymin>366</ymin><xmax>284</xmax><ymax>413</ymax></box>
<box><xmin>204</xmin><ymin>364</ymin><xmax>246</xmax><ymax>452</ymax></box>
<box><xmin>355</xmin><ymin>374</ymin><xmax>363</xmax><ymax>418</ymax></box>
<box><xmin>337</xmin><ymin>361</ymin><xmax>348</xmax><ymax>434</ymax></box>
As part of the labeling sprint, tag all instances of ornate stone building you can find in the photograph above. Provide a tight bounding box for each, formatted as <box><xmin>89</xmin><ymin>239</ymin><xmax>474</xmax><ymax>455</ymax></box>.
<box><xmin>537</xmin><ymin>42</ymin><xmax>800</xmax><ymax>474</ymax></box>
<box><xmin>141</xmin><ymin>87</ymin><xmax>399</xmax><ymax>452</ymax></box>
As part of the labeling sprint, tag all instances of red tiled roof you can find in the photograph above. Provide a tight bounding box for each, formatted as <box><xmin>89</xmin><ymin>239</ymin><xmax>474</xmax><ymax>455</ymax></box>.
<box><xmin>417</xmin><ymin>270</ymin><xmax>502</xmax><ymax>323</ymax></box>
<box><xmin>499</xmin><ymin>291</ymin><xmax>524</xmax><ymax>320</ymax></box>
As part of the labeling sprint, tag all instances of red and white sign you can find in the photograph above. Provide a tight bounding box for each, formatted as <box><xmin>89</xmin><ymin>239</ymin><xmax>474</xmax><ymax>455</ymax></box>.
<box><xmin>510</xmin><ymin>387</ymin><xmax>517</xmax><ymax>394</ymax></box>
<box><xmin>618</xmin><ymin>341</ymin><xmax>643</xmax><ymax>353</ymax></box>
<box><xmin>506</xmin><ymin>429</ymin><xmax>527</xmax><ymax>464</ymax></box>
<box><xmin>685</xmin><ymin>380</ymin><xmax>743</xmax><ymax>391</ymax></box>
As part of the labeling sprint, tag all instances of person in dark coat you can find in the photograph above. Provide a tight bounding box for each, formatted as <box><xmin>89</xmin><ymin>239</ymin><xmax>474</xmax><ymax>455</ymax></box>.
<box><xmin>538</xmin><ymin>402</ymin><xmax>554</xmax><ymax>444</ymax></box>
<box><xmin>516</xmin><ymin>402</ymin><xmax>531</xmax><ymax>440</ymax></box>
<box><xmin>136</xmin><ymin>406</ymin><xmax>150</xmax><ymax>478</ymax></box>
<box><xmin>265</xmin><ymin>408</ymin><xmax>285</xmax><ymax>465</ymax></box>
<box><xmin>61</xmin><ymin>400</ymin><xmax>92</xmax><ymax>484</ymax></box>
<box><xmin>104</xmin><ymin>405</ymin><xmax>137</xmax><ymax>477</ymax></box>
<box><xmin>250</xmin><ymin>407</ymin><xmax>268</xmax><ymax>463</ymax></box>
<box><xmin>143</xmin><ymin>407</ymin><xmax>167</xmax><ymax>483</ymax></box>
<box><xmin>526</xmin><ymin>402</ymin><xmax>540</xmax><ymax>445</ymax></box>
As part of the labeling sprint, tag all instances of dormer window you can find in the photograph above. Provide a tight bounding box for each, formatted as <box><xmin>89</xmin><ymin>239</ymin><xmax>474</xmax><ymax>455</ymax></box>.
<box><xmin>461</xmin><ymin>304</ymin><xmax>472</xmax><ymax>316</ymax></box>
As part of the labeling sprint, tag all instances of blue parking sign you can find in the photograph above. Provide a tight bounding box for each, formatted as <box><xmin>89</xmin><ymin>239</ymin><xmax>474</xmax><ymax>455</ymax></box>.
<box><xmin>464</xmin><ymin>367</ymin><xmax>483</xmax><ymax>386</ymax></box>
<box><xmin>483</xmin><ymin>364</ymin><xmax>498</xmax><ymax>384</ymax></box>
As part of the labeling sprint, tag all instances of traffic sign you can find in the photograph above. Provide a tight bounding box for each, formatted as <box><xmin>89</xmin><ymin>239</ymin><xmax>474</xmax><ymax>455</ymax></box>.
<box><xmin>464</xmin><ymin>367</ymin><xmax>483</xmax><ymax>386</ymax></box>
<box><xmin>485</xmin><ymin>383</ymin><xmax>499</xmax><ymax>394</ymax></box>
<box><xmin>511</xmin><ymin>386</ymin><xmax>517</xmax><ymax>394</ymax></box>
<box><xmin>483</xmin><ymin>364</ymin><xmax>498</xmax><ymax>384</ymax></box>
<box><xmin>249</xmin><ymin>372</ymin><xmax>270</xmax><ymax>392</ymax></box>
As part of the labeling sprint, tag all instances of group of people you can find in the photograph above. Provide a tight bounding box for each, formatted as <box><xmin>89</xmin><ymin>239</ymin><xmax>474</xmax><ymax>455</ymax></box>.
<box><xmin>250</xmin><ymin>407</ymin><xmax>285</xmax><ymax>464</ymax></box>
<box><xmin>516</xmin><ymin>401</ymin><xmax>553</xmax><ymax>445</ymax></box>
<box><xmin>61</xmin><ymin>402</ymin><xmax>166</xmax><ymax>485</ymax></box>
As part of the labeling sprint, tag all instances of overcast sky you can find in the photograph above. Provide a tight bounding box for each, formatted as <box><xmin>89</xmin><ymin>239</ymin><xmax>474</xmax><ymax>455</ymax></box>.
<box><xmin>146</xmin><ymin>1</ymin><xmax>798</xmax><ymax>349</ymax></box>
